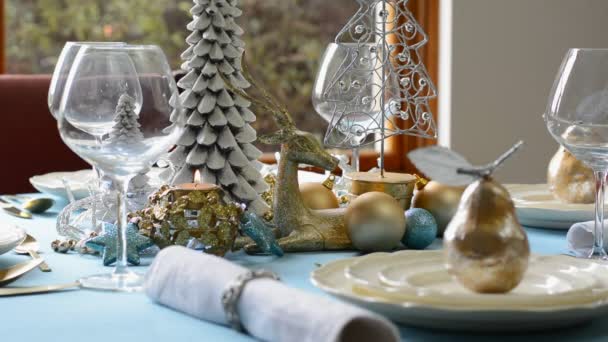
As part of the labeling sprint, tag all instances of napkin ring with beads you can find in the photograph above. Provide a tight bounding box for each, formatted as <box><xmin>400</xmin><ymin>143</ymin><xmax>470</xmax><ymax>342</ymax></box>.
<box><xmin>222</xmin><ymin>270</ymin><xmax>280</xmax><ymax>332</ymax></box>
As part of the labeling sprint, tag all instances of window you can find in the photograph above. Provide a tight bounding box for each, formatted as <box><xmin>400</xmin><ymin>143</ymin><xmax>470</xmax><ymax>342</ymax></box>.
<box><xmin>3</xmin><ymin>0</ymin><xmax>438</xmax><ymax>172</ymax></box>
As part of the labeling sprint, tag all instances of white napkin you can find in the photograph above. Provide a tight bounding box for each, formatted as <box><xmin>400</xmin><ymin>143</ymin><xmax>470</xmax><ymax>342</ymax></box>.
<box><xmin>567</xmin><ymin>221</ymin><xmax>601</xmax><ymax>257</ymax></box>
<box><xmin>145</xmin><ymin>246</ymin><xmax>400</xmax><ymax>342</ymax></box>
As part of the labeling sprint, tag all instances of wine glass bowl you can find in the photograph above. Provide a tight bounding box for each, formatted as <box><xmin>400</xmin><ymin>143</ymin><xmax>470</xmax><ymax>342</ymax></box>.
<box><xmin>545</xmin><ymin>48</ymin><xmax>608</xmax><ymax>259</ymax></box>
<box><xmin>313</xmin><ymin>43</ymin><xmax>386</xmax><ymax>136</ymax></box>
<box><xmin>48</xmin><ymin>42</ymin><xmax>126</xmax><ymax>119</ymax></box>
<box><xmin>313</xmin><ymin>42</ymin><xmax>399</xmax><ymax>170</ymax></box>
<box><xmin>61</xmin><ymin>49</ymin><xmax>143</xmax><ymax>138</ymax></box>
<box><xmin>56</xmin><ymin>44</ymin><xmax>184</xmax><ymax>291</ymax></box>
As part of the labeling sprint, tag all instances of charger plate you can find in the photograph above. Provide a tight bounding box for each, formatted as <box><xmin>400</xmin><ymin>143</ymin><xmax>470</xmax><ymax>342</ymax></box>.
<box><xmin>0</xmin><ymin>225</ymin><xmax>26</xmax><ymax>256</ymax></box>
<box><xmin>311</xmin><ymin>250</ymin><xmax>608</xmax><ymax>332</ymax></box>
<box><xmin>506</xmin><ymin>184</ymin><xmax>597</xmax><ymax>229</ymax></box>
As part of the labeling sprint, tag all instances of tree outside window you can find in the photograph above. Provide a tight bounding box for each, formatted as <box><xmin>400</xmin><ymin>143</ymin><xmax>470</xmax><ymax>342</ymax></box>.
<box><xmin>6</xmin><ymin>0</ymin><xmax>359</xmax><ymax>151</ymax></box>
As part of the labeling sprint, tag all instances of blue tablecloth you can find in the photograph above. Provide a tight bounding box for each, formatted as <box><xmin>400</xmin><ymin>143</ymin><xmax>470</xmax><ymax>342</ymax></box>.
<box><xmin>0</xmin><ymin>197</ymin><xmax>604</xmax><ymax>342</ymax></box>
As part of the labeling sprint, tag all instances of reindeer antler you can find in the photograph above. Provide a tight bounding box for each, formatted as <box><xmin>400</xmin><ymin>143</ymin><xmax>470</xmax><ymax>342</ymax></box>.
<box><xmin>220</xmin><ymin>55</ymin><xmax>296</xmax><ymax>133</ymax></box>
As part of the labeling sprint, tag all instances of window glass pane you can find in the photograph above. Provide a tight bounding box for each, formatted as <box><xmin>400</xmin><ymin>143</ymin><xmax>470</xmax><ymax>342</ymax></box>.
<box><xmin>6</xmin><ymin>0</ymin><xmax>359</xmax><ymax>152</ymax></box>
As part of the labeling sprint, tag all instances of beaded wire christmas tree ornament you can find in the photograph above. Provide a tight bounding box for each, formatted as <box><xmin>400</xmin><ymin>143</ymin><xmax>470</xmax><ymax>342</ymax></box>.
<box><xmin>322</xmin><ymin>0</ymin><xmax>438</xmax><ymax>176</ymax></box>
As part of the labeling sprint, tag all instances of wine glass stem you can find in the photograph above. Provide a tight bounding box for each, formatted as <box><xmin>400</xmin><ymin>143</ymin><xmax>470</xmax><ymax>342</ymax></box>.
<box><xmin>93</xmin><ymin>136</ymin><xmax>105</xmax><ymax>188</ymax></box>
<box><xmin>352</xmin><ymin>147</ymin><xmax>360</xmax><ymax>172</ymax></box>
<box><xmin>592</xmin><ymin>170</ymin><xmax>607</xmax><ymax>258</ymax></box>
<box><xmin>112</xmin><ymin>176</ymin><xmax>133</xmax><ymax>275</ymax></box>
<box><xmin>91</xmin><ymin>136</ymin><xmax>104</xmax><ymax>234</ymax></box>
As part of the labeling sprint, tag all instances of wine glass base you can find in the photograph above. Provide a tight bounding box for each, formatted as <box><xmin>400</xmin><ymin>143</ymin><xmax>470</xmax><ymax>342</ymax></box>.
<box><xmin>79</xmin><ymin>272</ymin><xmax>144</xmax><ymax>292</ymax></box>
<box><xmin>587</xmin><ymin>246</ymin><xmax>608</xmax><ymax>260</ymax></box>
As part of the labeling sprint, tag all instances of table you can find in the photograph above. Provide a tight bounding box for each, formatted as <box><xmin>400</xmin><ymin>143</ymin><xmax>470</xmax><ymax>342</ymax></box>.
<box><xmin>0</xmin><ymin>196</ymin><xmax>605</xmax><ymax>342</ymax></box>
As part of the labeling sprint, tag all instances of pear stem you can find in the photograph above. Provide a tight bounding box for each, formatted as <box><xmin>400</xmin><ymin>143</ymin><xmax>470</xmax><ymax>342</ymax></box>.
<box><xmin>456</xmin><ymin>140</ymin><xmax>524</xmax><ymax>178</ymax></box>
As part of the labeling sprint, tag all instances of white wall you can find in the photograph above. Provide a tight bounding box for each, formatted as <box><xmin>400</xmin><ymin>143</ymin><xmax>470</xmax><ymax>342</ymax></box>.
<box><xmin>442</xmin><ymin>0</ymin><xmax>608</xmax><ymax>183</ymax></box>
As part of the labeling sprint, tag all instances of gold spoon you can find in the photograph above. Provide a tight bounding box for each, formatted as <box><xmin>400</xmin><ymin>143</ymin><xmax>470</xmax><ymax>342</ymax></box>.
<box><xmin>0</xmin><ymin>281</ymin><xmax>80</xmax><ymax>297</ymax></box>
<box><xmin>22</xmin><ymin>198</ymin><xmax>55</xmax><ymax>214</ymax></box>
<box><xmin>14</xmin><ymin>235</ymin><xmax>51</xmax><ymax>272</ymax></box>
<box><xmin>0</xmin><ymin>258</ymin><xmax>43</xmax><ymax>286</ymax></box>
<box><xmin>0</xmin><ymin>196</ymin><xmax>54</xmax><ymax>216</ymax></box>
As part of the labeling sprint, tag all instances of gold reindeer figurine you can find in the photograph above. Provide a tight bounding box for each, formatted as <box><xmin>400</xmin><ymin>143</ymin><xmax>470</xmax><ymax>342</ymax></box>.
<box><xmin>225</xmin><ymin>66</ymin><xmax>353</xmax><ymax>252</ymax></box>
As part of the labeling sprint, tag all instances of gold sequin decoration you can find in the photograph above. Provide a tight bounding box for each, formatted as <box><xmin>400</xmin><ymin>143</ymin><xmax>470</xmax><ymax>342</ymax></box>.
<box><xmin>130</xmin><ymin>185</ymin><xmax>243</xmax><ymax>257</ymax></box>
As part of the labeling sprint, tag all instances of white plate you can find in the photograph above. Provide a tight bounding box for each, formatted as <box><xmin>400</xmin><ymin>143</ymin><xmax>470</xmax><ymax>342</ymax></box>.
<box><xmin>345</xmin><ymin>251</ymin><xmax>607</xmax><ymax>308</ymax></box>
<box><xmin>311</xmin><ymin>251</ymin><xmax>608</xmax><ymax>332</ymax></box>
<box><xmin>30</xmin><ymin>170</ymin><xmax>94</xmax><ymax>200</ymax></box>
<box><xmin>0</xmin><ymin>225</ymin><xmax>26</xmax><ymax>256</ymax></box>
<box><xmin>29</xmin><ymin>168</ymin><xmax>167</xmax><ymax>200</ymax></box>
<box><xmin>506</xmin><ymin>184</ymin><xmax>597</xmax><ymax>229</ymax></box>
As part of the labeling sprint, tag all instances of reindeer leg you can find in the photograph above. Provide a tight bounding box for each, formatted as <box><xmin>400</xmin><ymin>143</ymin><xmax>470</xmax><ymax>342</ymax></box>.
<box><xmin>234</xmin><ymin>236</ymin><xmax>255</xmax><ymax>251</ymax></box>
<box><xmin>275</xmin><ymin>225</ymin><xmax>325</xmax><ymax>252</ymax></box>
<box><xmin>246</xmin><ymin>228</ymin><xmax>323</xmax><ymax>253</ymax></box>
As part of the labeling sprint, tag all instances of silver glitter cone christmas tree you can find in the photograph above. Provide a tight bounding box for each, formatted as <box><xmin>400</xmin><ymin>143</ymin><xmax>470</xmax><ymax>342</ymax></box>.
<box><xmin>168</xmin><ymin>0</ymin><xmax>268</xmax><ymax>214</ymax></box>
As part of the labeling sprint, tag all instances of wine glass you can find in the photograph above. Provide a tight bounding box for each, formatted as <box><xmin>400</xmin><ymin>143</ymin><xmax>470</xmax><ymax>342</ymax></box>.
<box><xmin>49</xmin><ymin>42</ymin><xmax>126</xmax><ymax>119</ymax></box>
<box><xmin>313</xmin><ymin>42</ymin><xmax>399</xmax><ymax>171</ymax></box>
<box><xmin>545</xmin><ymin>48</ymin><xmax>608</xmax><ymax>259</ymax></box>
<box><xmin>58</xmin><ymin>44</ymin><xmax>183</xmax><ymax>291</ymax></box>
<box><xmin>50</xmin><ymin>42</ymin><xmax>126</xmax><ymax>184</ymax></box>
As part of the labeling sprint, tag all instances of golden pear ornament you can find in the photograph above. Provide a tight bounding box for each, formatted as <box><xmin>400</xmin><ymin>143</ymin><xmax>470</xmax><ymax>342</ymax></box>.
<box><xmin>345</xmin><ymin>192</ymin><xmax>406</xmax><ymax>252</ymax></box>
<box><xmin>547</xmin><ymin>146</ymin><xmax>595</xmax><ymax>204</ymax></box>
<box><xmin>411</xmin><ymin>181</ymin><xmax>465</xmax><ymax>236</ymax></box>
<box><xmin>445</xmin><ymin>177</ymin><xmax>529</xmax><ymax>293</ymax></box>
<box><xmin>409</xmin><ymin>141</ymin><xmax>530</xmax><ymax>294</ymax></box>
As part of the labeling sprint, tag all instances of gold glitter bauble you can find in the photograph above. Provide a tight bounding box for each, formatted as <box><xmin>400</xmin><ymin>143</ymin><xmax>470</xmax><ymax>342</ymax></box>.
<box><xmin>263</xmin><ymin>211</ymin><xmax>274</xmax><ymax>222</ymax></box>
<box><xmin>299</xmin><ymin>182</ymin><xmax>340</xmax><ymax>210</ymax></box>
<box><xmin>548</xmin><ymin>146</ymin><xmax>594</xmax><ymax>204</ymax></box>
<box><xmin>345</xmin><ymin>192</ymin><xmax>405</xmax><ymax>252</ymax></box>
<box><xmin>411</xmin><ymin>181</ymin><xmax>465</xmax><ymax>236</ymax></box>
<box><xmin>444</xmin><ymin>177</ymin><xmax>530</xmax><ymax>294</ymax></box>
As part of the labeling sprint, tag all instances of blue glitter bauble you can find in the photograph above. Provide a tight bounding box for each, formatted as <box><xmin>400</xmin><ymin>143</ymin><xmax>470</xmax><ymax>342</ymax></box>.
<box><xmin>402</xmin><ymin>208</ymin><xmax>437</xmax><ymax>249</ymax></box>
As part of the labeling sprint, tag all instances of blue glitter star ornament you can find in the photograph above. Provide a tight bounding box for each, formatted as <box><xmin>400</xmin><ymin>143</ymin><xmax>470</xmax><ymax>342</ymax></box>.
<box><xmin>85</xmin><ymin>222</ymin><xmax>154</xmax><ymax>266</ymax></box>
<box><xmin>241</xmin><ymin>212</ymin><xmax>283</xmax><ymax>257</ymax></box>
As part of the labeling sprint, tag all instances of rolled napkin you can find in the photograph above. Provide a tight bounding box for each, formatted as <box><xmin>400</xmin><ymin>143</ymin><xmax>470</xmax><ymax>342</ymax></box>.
<box><xmin>145</xmin><ymin>246</ymin><xmax>400</xmax><ymax>342</ymax></box>
<box><xmin>567</xmin><ymin>220</ymin><xmax>600</xmax><ymax>257</ymax></box>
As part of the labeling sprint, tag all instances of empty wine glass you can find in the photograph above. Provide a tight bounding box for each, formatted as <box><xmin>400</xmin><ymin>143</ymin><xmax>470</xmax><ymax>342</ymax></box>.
<box><xmin>58</xmin><ymin>44</ymin><xmax>184</xmax><ymax>291</ymax></box>
<box><xmin>545</xmin><ymin>48</ymin><xmax>608</xmax><ymax>259</ymax></box>
<box><xmin>49</xmin><ymin>42</ymin><xmax>126</xmax><ymax>119</ymax></box>
<box><xmin>61</xmin><ymin>48</ymin><xmax>143</xmax><ymax>141</ymax></box>
<box><xmin>313</xmin><ymin>42</ymin><xmax>399</xmax><ymax>171</ymax></box>
<box><xmin>49</xmin><ymin>42</ymin><xmax>126</xmax><ymax>192</ymax></box>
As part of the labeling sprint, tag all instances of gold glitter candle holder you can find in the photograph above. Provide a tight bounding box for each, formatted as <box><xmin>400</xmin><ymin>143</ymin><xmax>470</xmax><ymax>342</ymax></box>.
<box><xmin>346</xmin><ymin>171</ymin><xmax>417</xmax><ymax>210</ymax></box>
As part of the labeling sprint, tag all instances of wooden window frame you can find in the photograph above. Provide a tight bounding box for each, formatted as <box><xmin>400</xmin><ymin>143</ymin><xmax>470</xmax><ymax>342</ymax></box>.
<box><xmin>0</xmin><ymin>0</ymin><xmax>4</xmax><ymax>73</ymax></box>
<box><xmin>0</xmin><ymin>0</ymin><xmax>438</xmax><ymax>172</ymax></box>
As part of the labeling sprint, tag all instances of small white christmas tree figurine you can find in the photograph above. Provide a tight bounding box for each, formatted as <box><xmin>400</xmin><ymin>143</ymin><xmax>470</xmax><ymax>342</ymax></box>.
<box><xmin>168</xmin><ymin>0</ymin><xmax>268</xmax><ymax>214</ymax></box>
<box><xmin>109</xmin><ymin>94</ymin><xmax>144</xmax><ymax>145</ymax></box>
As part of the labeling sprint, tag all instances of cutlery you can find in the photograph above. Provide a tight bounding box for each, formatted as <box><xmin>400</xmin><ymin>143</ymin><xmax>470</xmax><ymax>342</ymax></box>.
<box><xmin>0</xmin><ymin>281</ymin><xmax>80</xmax><ymax>297</ymax></box>
<box><xmin>0</xmin><ymin>196</ymin><xmax>55</xmax><ymax>214</ymax></box>
<box><xmin>0</xmin><ymin>258</ymin><xmax>43</xmax><ymax>286</ymax></box>
<box><xmin>0</xmin><ymin>198</ymin><xmax>32</xmax><ymax>219</ymax></box>
<box><xmin>14</xmin><ymin>235</ymin><xmax>51</xmax><ymax>272</ymax></box>
<box><xmin>22</xmin><ymin>198</ymin><xmax>55</xmax><ymax>214</ymax></box>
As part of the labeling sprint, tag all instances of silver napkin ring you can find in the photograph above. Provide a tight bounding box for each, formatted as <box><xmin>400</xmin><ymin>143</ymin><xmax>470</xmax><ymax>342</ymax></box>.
<box><xmin>222</xmin><ymin>270</ymin><xmax>280</xmax><ymax>332</ymax></box>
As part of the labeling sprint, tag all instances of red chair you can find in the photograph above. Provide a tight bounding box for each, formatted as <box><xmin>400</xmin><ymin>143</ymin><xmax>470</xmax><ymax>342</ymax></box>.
<box><xmin>0</xmin><ymin>75</ymin><xmax>89</xmax><ymax>194</ymax></box>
